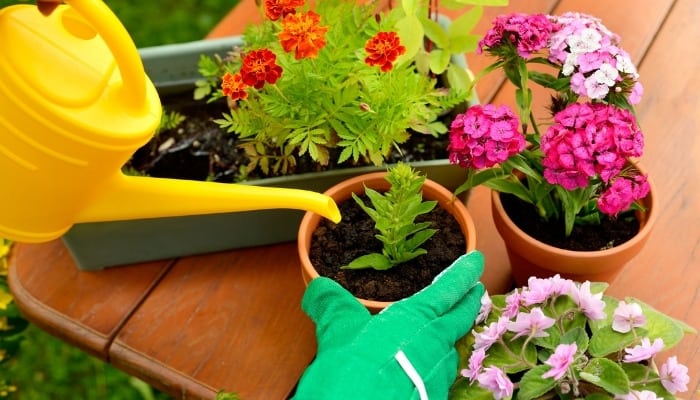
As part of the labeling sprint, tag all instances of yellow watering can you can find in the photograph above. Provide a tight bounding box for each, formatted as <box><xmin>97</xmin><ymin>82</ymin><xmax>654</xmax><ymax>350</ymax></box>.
<box><xmin>0</xmin><ymin>0</ymin><xmax>341</xmax><ymax>244</ymax></box>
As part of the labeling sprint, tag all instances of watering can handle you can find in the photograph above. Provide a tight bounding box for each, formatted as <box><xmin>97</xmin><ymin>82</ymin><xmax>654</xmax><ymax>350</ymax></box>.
<box><xmin>63</xmin><ymin>0</ymin><xmax>146</xmax><ymax>111</ymax></box>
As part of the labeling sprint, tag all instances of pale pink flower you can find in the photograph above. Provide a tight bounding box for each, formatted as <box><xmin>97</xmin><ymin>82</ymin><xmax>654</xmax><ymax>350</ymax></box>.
<box><xmin>615</xmin><ymin>390</ymin><xmax>664</xmax><ymax>400</ymax></box>
<box><xmin>659</xmin><ymin>356</ymin><xmax>690</xmax><ymax>394</ymax></box>
<box><xmin>476</xmin><ymin>290</ymin><xmax>493</xmax><ymax>324</ymax></box>
<box><xmin>623</xmin><ymin>337</ymin><xmax>664</xmax><ymax>363</ymax></box>
<box><xmin>542</xmin><ymin>343</ymin><xmax>578</xmax><ymax>380</ymax></box>
<box><xmin>461</xmin><ymin>347</ymin><xmax>487</xmax><ymax>383</ymax></box>
<box><xmin>503</xmin><ymin>291</ymin><xmax>522</xmax><ymax>319</ymax></box>
<box><xmin>474</xmin><ymin>316</ymin><xmax>510</xmax><ymax>351</ymax></box>
<box><xmin>570</xmin><ymin>281</ymin><xmax>606</xmax><ymax>320</ymax></box>
<box><xmin>507</xmin><ymin>308</ymin><xmax>556</xmax><ymax>340</ymax></box>
<box><xmin>548</xmin><ymin>275</ymin><xmax>573</xmax><ymax>297</ymax></box>
<box><xmin>612</xmin><ymin>301</ymin><xmax>646</xmax><ymax>333</ymax></box>
<box><xmin>521</xmin><ymin>276</ymin><xmax>554</xmax><ymax>306</ymax></box>
<box><xmin>477</xmin><ymin>366</ymin><xmax>514</xmax><ymax>400</ymax></box>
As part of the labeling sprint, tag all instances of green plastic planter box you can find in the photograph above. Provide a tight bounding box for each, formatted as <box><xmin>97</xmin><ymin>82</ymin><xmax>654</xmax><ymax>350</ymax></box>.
<box><xmin>61</xmin><ymin>35</ymin><xmax>474</xmax><ymax>270</ymax></box>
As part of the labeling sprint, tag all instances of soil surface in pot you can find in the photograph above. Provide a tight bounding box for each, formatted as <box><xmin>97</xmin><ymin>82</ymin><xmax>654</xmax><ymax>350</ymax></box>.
<box><xmin>309</xmin><ymin>195</ymin><xmax>466</xmax><ymax>302</ymax></box>
<box><xmin>124</xmin><ymin>93</ymin><xmax>454</xmax><ymax>183</ymax></box>
<box><xmin>501</xmin><ymin>193</ymin><xmax>640</xmax><ymax>251</ymax></box>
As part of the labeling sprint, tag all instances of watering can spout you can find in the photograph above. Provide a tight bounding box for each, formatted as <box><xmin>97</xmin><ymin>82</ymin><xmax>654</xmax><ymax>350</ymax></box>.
<box><xmin>76</xmin><ymin>173</ymin><xmax>342</xmax><ymax>227</ymax></box>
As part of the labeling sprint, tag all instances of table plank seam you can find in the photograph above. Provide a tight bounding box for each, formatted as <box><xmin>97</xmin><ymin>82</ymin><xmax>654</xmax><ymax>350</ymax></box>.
<box><xmin>102</xmin><ymin>258</ymin><xmax>178</xmax><ymax>362</ymax></box>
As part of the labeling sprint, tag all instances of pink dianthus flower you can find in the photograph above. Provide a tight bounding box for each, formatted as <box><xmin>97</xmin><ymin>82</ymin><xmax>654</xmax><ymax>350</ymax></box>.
<box><xmin>448</xmin><ymin>105</ymin><xmax>525</xmax><ymax>170</ymax></box>
<box><xmin>479</xmin><ymin>13</ymin><xmax>555</xmax><ymax>59</ymax></box>
<box><xmin>542</xmin><ymin>103</ymin><xmax>645</xmax><ymax>196</ymax></box>
<box><xmin>598</xmin><ymin>174</ymin><xmax>650</xmax><ymax>216</ymax></box>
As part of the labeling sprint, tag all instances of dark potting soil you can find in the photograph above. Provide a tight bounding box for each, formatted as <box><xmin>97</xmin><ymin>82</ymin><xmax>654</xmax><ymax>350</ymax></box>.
<box><xmin>500</xmin><ymin>193</ymin><xmax>640</xmax><ymax>251</ymax></box>
<box><xmin>309</xmin><ymin>196</ymin><xmax>466</xmax><ymax>302</ymax></box>
<box><xmin>124</xmin><ymin>92</ymin><xmax>453</xmax><ymax>182</ymax></box>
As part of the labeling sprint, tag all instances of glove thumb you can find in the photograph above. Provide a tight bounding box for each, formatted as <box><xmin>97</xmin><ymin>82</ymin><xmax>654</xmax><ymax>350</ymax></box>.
<box><xmin>301</xmin><ymin>277</ymin><xmax>371</xmax><ymax>349</ymax></box>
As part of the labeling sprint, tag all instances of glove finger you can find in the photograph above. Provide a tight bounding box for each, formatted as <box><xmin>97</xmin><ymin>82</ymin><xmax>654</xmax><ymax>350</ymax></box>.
<box><xmin>429</xmin><ymin>282</ymin><xmax>486</xmax><ymax>345</ymax></box>
<box><xmin>394</xmin><ymin>251</ymin><xmax>484</xmax><ymax>320</ymax></box>
<box><xmin>301</xmin><ymin>277</ymin><xmax>371</xmax><ymax>349</ymax></box>
<box><xmin>418</xmin><ymin>347</ymin><xmax>460</xmax><ymax>400</ymax></box>
<box><xmin>398</xmin><ymin>283</ymin><xmax>484</xmax><ymax>379</ymax></box>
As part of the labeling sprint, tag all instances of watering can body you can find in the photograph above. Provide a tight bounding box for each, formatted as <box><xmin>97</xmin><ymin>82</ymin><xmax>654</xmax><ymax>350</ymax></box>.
<box><xmin>0</xmin><ymin>1</ymin><xmax>339</xmax><ymax>244</ymax></box>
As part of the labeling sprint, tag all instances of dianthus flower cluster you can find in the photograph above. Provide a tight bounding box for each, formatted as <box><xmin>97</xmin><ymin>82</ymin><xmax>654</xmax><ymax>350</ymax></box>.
<box><xmin>456</xmin><ymin>276</ymin><xmax>692</xmax><ymax>400</ymax></box>
<box><xmin>450</xmin><ymin>11</ymin><xmax>652</xmax><ymax>235</ymax></box>
<box><xmin>478</xmin><ymin>13</ymin><xmax>554</xmax><ymax>59</ymax></box>
<box><xmin>549</xmin><ymin>12</ymin><xmax>643</xmax><ymax>104</ymax></box>
<box><xmin>448</xmin><ymin>104</ymin><xmax>525</xmax><ymax>170</ymax></box>
<box><xmin>541</xmin><ymin>102</ymin><xmax>649</xmax><ymax>215</ymax></box>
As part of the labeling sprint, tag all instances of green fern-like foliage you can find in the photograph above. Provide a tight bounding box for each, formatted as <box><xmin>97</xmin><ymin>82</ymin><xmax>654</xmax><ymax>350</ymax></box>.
<box><xmin>203</xmin><ymin>0</ymin><xmax>471</xmax><ymax>176</ymax></box>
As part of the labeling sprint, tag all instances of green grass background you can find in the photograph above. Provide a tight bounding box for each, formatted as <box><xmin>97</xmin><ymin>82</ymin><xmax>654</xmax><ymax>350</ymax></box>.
<box><xmin>0</xmin><ymin>1</ymin><xmax>239</xmax><ymax>399</ymax></box>
<box><xmin>0</xmin><ymin>0</ymin><xmax>236</xmax><ymax>47</ymax></box>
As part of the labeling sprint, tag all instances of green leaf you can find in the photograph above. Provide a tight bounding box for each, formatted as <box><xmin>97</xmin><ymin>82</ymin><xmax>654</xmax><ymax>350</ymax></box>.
<box><xmin>484</xmin><ymin>179</ymin><xmax>533</xmax><ymax>204</ymax></box>
<box><xmin>420</xmin><ymin>16</ymin><xmax>449</xmax><ymax>49</ymax></box>
<box><xmin>440</xmin><ymin>0</ymin><xmax>508</xmax><ymax>7</ymax></box>
<box><xmin>449</xmin><ymin>6</ymin><xmax>483</xmax><ymax>36</ymax></box>
<box><xmin>517</xmin><ymin>365</ymin><xmax>558</xmax><ymax>400</ymax></box>
<box><xmin>581</xmin><ymin>358</ymin><xmax>630</xmax><ymax>395</ymax></box>
<box><xmin>342</xmin><ymin>253</ymin><xmax>392</xmax><ymax>270</ymax></box>
<box><xmin>589</xmin><ymin>327</ymin><xmax>644</xmax><ymax>358</ymax></box>
<box><xmin>621</xmin><ymin>363</ymin><xmax>673</xmax><ymax>397</ymax></box>
<box><xmin>395</xmin><ymin>15</ymin><xmax>424</xmax><ymax>63</ymax></box>
<box><xmin>446</xmin><ymin>63</ymin><xmax>473</xmax><ymax>94</ymax></box>
<box><xmin>448</xmin><ymin>34</ymin><xmax>481</xmax><ymax>56</ymax></box>
<box><xmin>629</xmin><ymin>297</ymin><xmax>697</xmax><ymax>346</ymax></box>
<box><xmin>429</xmin><ymin>49</ymin><xmax>451</xmax><ymax>75</ymax></box>
<box><xmin>449</xmin><ymin>378</ymin><xmax>494</xmax><ymax>400</ymax></box>
<box><xmin>483</xmin><ymin>336</ymin><xmax>536</xmax><ymax>374</ymax></box>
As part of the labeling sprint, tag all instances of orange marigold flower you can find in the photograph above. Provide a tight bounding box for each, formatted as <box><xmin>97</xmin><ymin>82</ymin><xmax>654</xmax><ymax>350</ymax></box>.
<box><xmin>221</xmin><ymin>72</ymin><xmax>248</xmax><ymax>101</ymax></box>
<box><xmin>364</xmin><ymin>31</ymin><xmax>406</xmax><ymax>72</ymax></box>
<box><xmin>263</xmin><ymin>0</ymin><xmax>304</xmax><ymax>21</ymax></box>
<box><xmin>278</xmin><ymin>11</ymin><xmax>329</xmax><ymax>60</ymax></box>
<box><xmin>239</xmin><ymin>49</ymin><xmax>283</xmax><ymax>89</ymax></box>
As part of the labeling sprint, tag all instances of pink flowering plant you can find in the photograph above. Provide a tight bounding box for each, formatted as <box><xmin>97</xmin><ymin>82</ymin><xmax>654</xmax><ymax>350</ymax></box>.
<box><xmin>450</xmin><ymin>276</ymin><xmax>696</xmax><ymax>400</ymax></box>
<box><xmin>449</xmin><ymin>12</ymin><xmax>650</xmax><ymax>237</ymax></box>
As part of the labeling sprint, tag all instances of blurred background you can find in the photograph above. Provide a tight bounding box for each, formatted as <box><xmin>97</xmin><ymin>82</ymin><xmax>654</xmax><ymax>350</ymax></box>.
<box><xmin>0</xmin><ymin>0</ymin><xmax>236</xmax><ymax>46</ymax></box>
<box><xmin>0</xmin><ymin>1</ymin><xmax>238</xmax><ymax>398</ymax></box>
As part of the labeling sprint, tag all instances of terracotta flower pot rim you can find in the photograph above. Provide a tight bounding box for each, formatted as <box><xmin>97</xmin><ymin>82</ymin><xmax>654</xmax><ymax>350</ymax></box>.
<box><xmin>491</xmin><ymin>161</ymin><xmax>658</xmax><ymax>259</ymax></box>
<box><xmin>298</xmin><ymin>171</ymin><xmax>476</xmax><ymax>312</ymax></box>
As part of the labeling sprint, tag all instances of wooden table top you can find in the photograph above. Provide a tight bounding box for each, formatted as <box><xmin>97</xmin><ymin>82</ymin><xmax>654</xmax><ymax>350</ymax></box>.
<box><xmin>9</xmin><ymin>0</ymin><xmax>700</xmax><ymax>399</ymax></box>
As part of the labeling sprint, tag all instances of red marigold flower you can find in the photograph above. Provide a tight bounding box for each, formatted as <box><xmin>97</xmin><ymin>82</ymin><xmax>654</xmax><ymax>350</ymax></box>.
<box><xmin>263</xmin><ymin>0</ymin><xmax>304</xmax><ymax>21</ymax></box>
<box><xmin>239</xmin><ymin>49</ymin><xmax>283</xmax><ymax>89</ymax></box>
<box><xmin>278</xmin><ymin>11</ymin><xmax>328</xmax><ymax>59</ymax></box>
<box><xmin>364</xmin><ymin>31</ymin><xmax>406</xmax><ymax>72</ymax></box>
<box><xmin>221</xmin><ymin>72</ymin><xmax>248</xmax><ymax>101</ymax></box>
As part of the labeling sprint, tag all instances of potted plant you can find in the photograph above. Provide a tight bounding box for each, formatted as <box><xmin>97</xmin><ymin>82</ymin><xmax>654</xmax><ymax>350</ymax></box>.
<box><xmin>298</xmin><ymin>162</ymin><xmax>476</xmax><ymax>313</ymax></box>
<box><xmin>446</xmin><ymin>12</ymin><xmax>655</xmax><ymax>284</ymax></box>
<box><xmin>61</xmin><ymin>0</ymin><xmax>507</xmax><ymax>270</ymax></box>
<box><xmin>450</xmin><ymin>275</ymin><xmax>696</xmax><ymax>399</ymax></box>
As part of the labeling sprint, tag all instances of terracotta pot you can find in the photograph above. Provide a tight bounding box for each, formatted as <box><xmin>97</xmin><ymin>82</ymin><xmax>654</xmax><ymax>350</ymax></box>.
<box><xmin>491</xmin><ymin>163</ymin><xmax>657</xmax><ymax>286</ymax></box>
<box><xmin>298</xmin><ymin>171</ymin><xmax>477</xmax><ymax>313</ymax></box>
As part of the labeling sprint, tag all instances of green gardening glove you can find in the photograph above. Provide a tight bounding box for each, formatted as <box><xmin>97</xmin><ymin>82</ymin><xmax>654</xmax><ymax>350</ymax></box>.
<box><xmin>292</xmin><ymin>251</ymin><xmax>485</xmax><ymax>400</ymax></box>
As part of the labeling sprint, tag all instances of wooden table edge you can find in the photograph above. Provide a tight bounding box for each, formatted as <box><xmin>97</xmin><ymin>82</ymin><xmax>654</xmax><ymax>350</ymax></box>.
<box><xmin>110</xmin><ymin>339</ymin><xmax>218</xmax><ymax>400</ymax></box>
<box><xmin>7</xmin><ymin>249</ymin><xmax>110</xmax><ymax>359</ymax></box>
<box><xmin>7</xmin><ymin>244</ymin><xmax>176</xmax><ymax>361</ymax></box>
